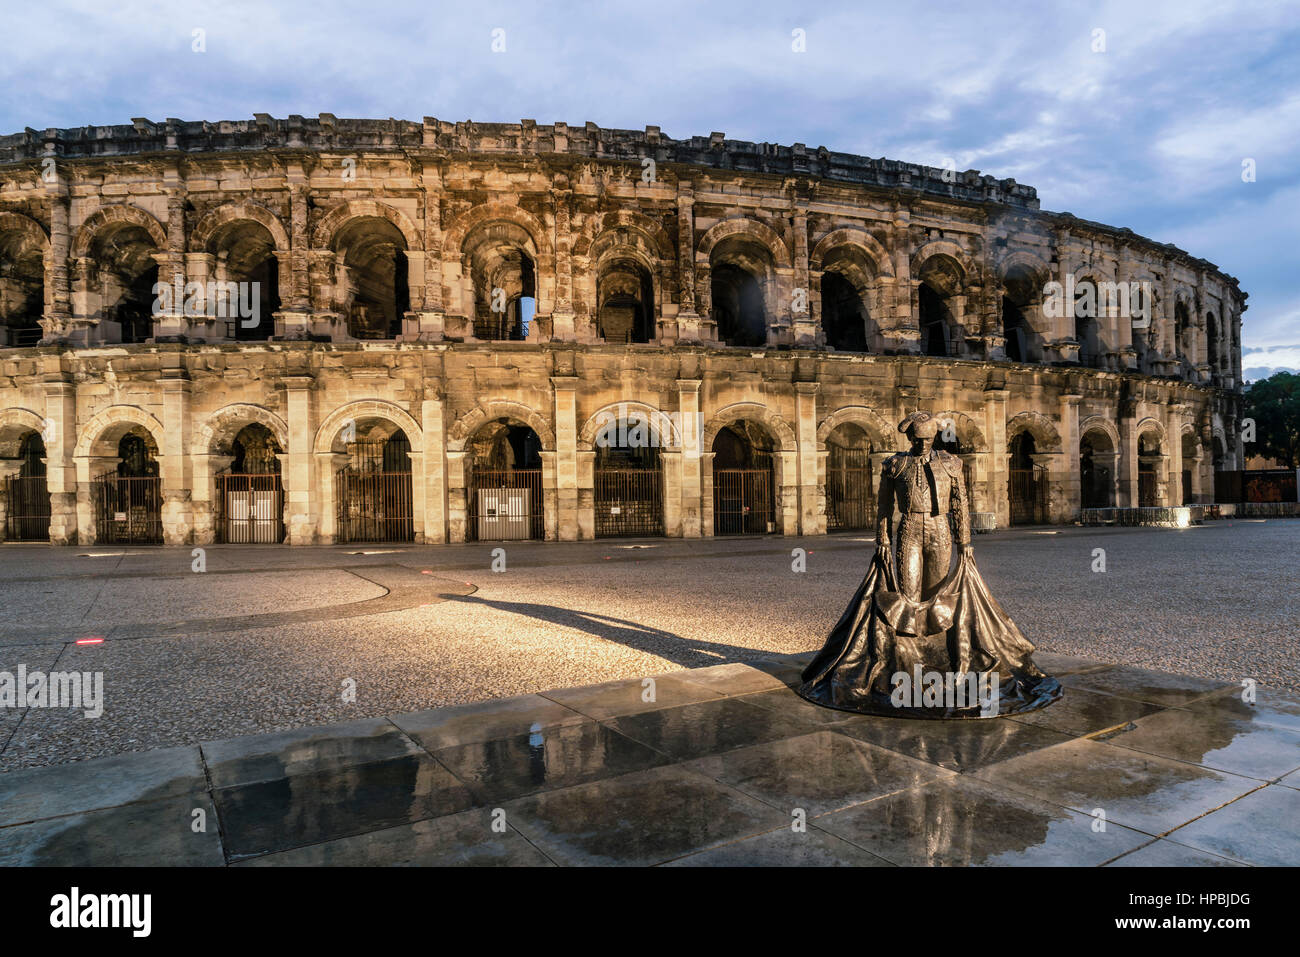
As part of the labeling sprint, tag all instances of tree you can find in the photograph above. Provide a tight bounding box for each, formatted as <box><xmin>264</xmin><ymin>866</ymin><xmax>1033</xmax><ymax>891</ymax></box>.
<box><xmin>1243</xmin><ymin>371</ymin><xmax>1300</xmax><ymax>468</ymax></box>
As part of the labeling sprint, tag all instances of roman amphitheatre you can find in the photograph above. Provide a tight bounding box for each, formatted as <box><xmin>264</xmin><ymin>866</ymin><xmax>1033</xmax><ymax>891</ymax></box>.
<box><xmin>0</xmin><ymin>115</ymin><xmax>1245</xmax><ymax>546</ymax></box>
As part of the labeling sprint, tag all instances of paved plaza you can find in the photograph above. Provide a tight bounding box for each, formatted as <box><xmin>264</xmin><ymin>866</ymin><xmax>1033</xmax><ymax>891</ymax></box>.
<box><xmin>0</xmin><ymin>521</ymin><xmax>1296</xmax><ymax>865</ymax></box>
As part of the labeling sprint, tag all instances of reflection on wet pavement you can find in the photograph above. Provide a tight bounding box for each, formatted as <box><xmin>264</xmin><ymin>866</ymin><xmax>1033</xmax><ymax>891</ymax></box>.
<box><xmin>0</xmin><ymin>661</ymin><xmax>1294</xmax><ymax>865</ymax></box>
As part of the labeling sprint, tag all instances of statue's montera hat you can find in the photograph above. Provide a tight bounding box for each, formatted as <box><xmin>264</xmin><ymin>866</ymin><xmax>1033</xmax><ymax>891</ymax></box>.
<box><xmin>898</xmin><ymin>411</ymin><xmax>939</xmax><ymax>439</ymax></box>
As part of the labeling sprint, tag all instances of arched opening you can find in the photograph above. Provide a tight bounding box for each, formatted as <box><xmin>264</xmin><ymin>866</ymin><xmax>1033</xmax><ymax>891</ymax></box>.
<box><xmin>824</xmin><ymin>423</ymin><xmax>874</xmax><ymax>531</ymax></box>
<box><xmin>1000</xmin><ymin>264</ymin><xmax>1044</xmax><ymax>363</ymax></box>
<box><xmin>1206</xmin><ymin>312</ymin><xmax>1220</xmax><ymax>377</ymax></box>
<box><xmin>87</xmin><ymin>223</ymin><xmax>159</xmax><ymax>344</ymax></box>
<box><xmin>1080</xmin><ymin>430</ymin><xmax>1116</xmax><ymax>509</ymax></box>
<box><xmin>92</xmin><ymin>427</ymin><xmax>162</xmax><ymax>543</ymax></box>
<box><xmin>334</xmin><ymin>422</ymin><xmax>414</xmax><ymax>542</ymax></box>
<box><xmin>712</xmin><ymin>421</ymin><xmax>776</xmax><ymax>535</ymax></box>
<box><xmin>820</xmin><ymin>272</ymin><xmax>869</xmax><ymax>352</ymax></box>
<box><xmin>593</xmin><ymin>414</ymin><xmax>664</xmax><ymax>537</ymax></box>
<box><xmin>216</xmin><ymin>423</ymin><xmax>284</xmax><ymax>543</ymax></box>
<box><xmin>206</xmin><ymin>220</ymin><xmax>281</xmax><ymax>341</ymax></box>
<box><xmin>1007</xmin><ymin>431</ymin><xmax>1046</xmax><ymax>525</ymax></box>
<box><xmin>710</xmin><ymin>236</ymin><xmax>771</xmax><ymax>347</ymax></box>
<box><xmin>1074</xmin><ymin>280</ymin><xmax>1103</xmax><ymax>368</ymax></box>
<box><xmin>3</xmin><ymin>431</ymin><xmax>50</xmax><ymax>540</ymax></box>
<box><xmin>917</xmin><ymin>255</ymin><xmax>964</xmax><ymax>358</ymax></box>
<box><xmin>596</xmin><ymin>259</ymin><xmax>654</xmax><ymax>344</ymax></box>
<box><xmin>0</xmin><ymin>229</ymin><xmax>45</xmax><ymax>347</ymax></box>
<box><xmin>1174</xmin><ymin>301</ymin><xmax>1193</xmax><ymax>375</ymax></box>
<box><xmin>334</xmin><ymin>217</ymin><xmax>409</xmax><ymax>340</ymax></box>
<box><xmin>465</xmin><ymin>222</ymin><xmax>536</xmax><ymax>341</ymax></box>
<box><xmin>1181</xmin><ymin>431</ymin><xmax>1199</xmax><ymax>505</ymax></box>
<box><xmin>467</xmin><ymin>421</ymin><xmax>544</xmax><ymax>541</ymax></box>
<box><xmin>1138</xmin><ymin>433</ymin><xmax>1161</xmax><ymax>507</ymax></box>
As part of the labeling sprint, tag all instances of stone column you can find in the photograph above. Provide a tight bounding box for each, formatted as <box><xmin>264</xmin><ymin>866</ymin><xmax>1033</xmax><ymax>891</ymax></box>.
<box><xmin>1168</xmin><ymin>404</ymin><xmax>1186</xmax><ymax>506</ymax></box>
<box><xmin>275</xmin><ymin>175</ymin><xmax>314</xmax><ymax>339</ymax></box>
<box><xmin>160</xmin><ymin>374</ymin><xmax>193</xmax><ymax>544</ymax></box>
<box><xmin>577</xmin><ymin>448</ymin><xmax>595</xmax><ymax>540</ymax></box>
<box><xmin>983</xmin><ymin>388</ymin><xmax>1010</xmax><ymax>527</ymax></box>
<box><xmin>674</xmin><ymin>183</ymin><xmax>703</xmax><ymax>343</ymax></box>
<box><xmin>790</xmin><ymin>203</ymin><xmax>816</xmax><ymax>347</ymax></box>
<box><xmin>794</xmin><ymin>381</ymin><xmax>822</xmax><ymax>534</ymax></box>
<box><xmin>1059</xmin><ymin>392</ymin><xmax>1082</xmax><ymax>521</ymax></box>
<box><xmin>42</xmin><ymin>181</ymin><xmax>73</xmax><ymax>343</ymax></box>
<box><xmin>43</xmin><ymin>373</ymin><xmax>78</xmax><ymax>544</ymax></box>
<box><xmin>420</xmin><ymin>394</ymin><xmax>447</xmax><ymax>543</ymax></box>
<box><xmin>889</xmin><ymin>209</ymin><xmax>919</xmax><ymax>354</ymax></box>
<box><xmin>700</xmin><ymin>450</ymin><xmax>716</xmax><ymax>537</ymax></box>
<box><xmin>676</xmin><ymin>379</ymin><xmax>703</xmax><ymax>537</ymax></box>
<box><xmin>283</xmin><ymin>376</ymin><xmax>317</xmax><ymax>544</ymax></box>
<box><xmin>1119</xmin><ymin>416</ymin><xmax>1139</xmax><ymax>508</ymax></box>
<box><xmin>550</xmin><ymin>188</ymin><xmax>577</xmax><ymax>341</ymax></box>
<box><xmin>552</xmin><ymin>376</ymin><xmax>579</xmax><ymax>540</ymax></box>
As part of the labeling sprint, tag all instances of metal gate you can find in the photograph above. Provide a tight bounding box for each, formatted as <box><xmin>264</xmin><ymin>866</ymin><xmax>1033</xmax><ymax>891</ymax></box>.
<box><xmin>595</xmin><ymin>467</ymin><xmax>663</xmax><ymax>537</ymax></box>
<box><xmin>4</xmin><ymin>474</ymin><xmax>50</xmax><ymax>541</ymax></box>
<box><xmin>1008</xmin><ymin>467</ymin><xmax>1047</xmax><ymax>526</ymax></box>
<box><xmin>714</xmin><ymin>467</ymin><xmax>775</xmax><ymax>535</ymax></box>
<box><xmin>92</xmin><ymin>471</ymin><xmax>162</xmax><ymax>544</ymax></box>
<box><xmin>216</xmin><ymin>473</ymin><xmax>284</xmax><ymax>544</ymax></box>
<box><xmin>825</xmin><ymin>460</ymin><xmax>874</xmax><ymax>531</ymax></box>
<box><xmin>335</xmin><ymin>468</ymin><xmax>414</xmax><ymax>543</ymax></box>
<box><xmin>1139</xmin><ymin>470</ymin><xmax>1158</xmax><ymax>507</ymax></box>
<box><xmin>469</xmin><ymin>468</ymin><xmax>544</xmax><ymax>541</ymax></box>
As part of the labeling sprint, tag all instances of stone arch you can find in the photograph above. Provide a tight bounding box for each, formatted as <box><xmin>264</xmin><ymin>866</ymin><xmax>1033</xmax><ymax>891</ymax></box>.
<box><xmin>701</xmin><ymin>402</ymin><xmax>797</xmax><ymax>453</ymax></box>
<box><xmin>577</xmin><ymin>400</ymin><xmax>679</xmax><ymax>452</ymax></box>
<box><xmin>193</xmin><ymin>404</ymin><xmax>291</xmax><ymax>456</ymax></box>
<box><xmin>995</xmin><ymin>249</ymin><xmax>1052</xmax><ymax>284</ymax></box>
<box><xmin>314</xmin><ymin>400</ymin><xmax>424</xmax><ymax>455</ymax></box>
<box><xmin>74</xmin><ymin>405</ymin><xmax>166</xmax><ymax>458</ymax></box>
<box><xmin>574</xmin><ymin>210</ymin><xmax>674</xmax><ymax>262</ymax></box>
<box><xmin>1135</xmin><ymin>416</ymin><xmax>1167</xmax><ymax>448</ymax></box>
<box><xmin>1078</xmin><ymin>415</ymin><xmax>1121</xmax><ymax>453</ymax></box>
<box><xmin>191</xmin><ymin>202</ymin><xmax>290</xmax><ymax>253</ymax></box>
<box><xmin>910</xmin><ymin>239</ymin><xmax>974</xmax><ymax>282</ymax></box>
<box><xmin>1006</xmin><ymin>410</ymin><xmax>1063</xmax><ymax>451</ymax></box>
<box><xmin>809</xmin><ymin>227</ymin><xmax>894</xmax><ymax>278</ymax></box>
<box><xmin>312</xmin><ymin>200</ymin><xmax>423</xmax><ymax>251</ymax></box>
<box><xmin>446</xmin><ymin>400</ymin><xmax>555</xmax><ymax>453</ymax></box>
<box><xmin>931</xmin><ymin>410</ymin><xmax>987</xmax><ymax>452</ymax></box>
<box><xmin>442</xmin><ymin>203</ymin><xmax>552</xmax><ymax>261</ymax></box>
<box><xmin>696</xmin><ymin>218</ymin><xmax>792</xmax><ymax>269</ymax></box>
<box><xmin>815</xmin><ymin>406</ymin><xmax>898</xmax><ymax>452</ymax></box>
<box><xmin>0</xmin><ymin>212</ymin><xmax>50</xmax><ymax>251</ymax></box>
<box><xmin>0</xmin><ymin>407</ymin><xmax>48</xmax><ymax>458</ymax></box>
<box><xmin>71</xmin><ymin>205</ymin><xmax>167</xmax><ymax>259</ymax></box>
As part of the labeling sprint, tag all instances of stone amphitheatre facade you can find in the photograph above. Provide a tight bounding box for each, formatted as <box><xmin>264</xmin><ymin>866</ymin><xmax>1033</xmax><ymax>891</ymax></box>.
<box><xmin>0</xmin><ymin>115</ymin><xmax>1245</xmax><ymax>546</ymax></box>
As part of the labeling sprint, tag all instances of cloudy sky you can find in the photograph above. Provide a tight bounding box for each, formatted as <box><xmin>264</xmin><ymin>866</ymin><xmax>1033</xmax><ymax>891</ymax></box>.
<box><xmin>4</xmin><ymin>0</ymin><xmax>1296</xmax><ymax>379</ymax></box>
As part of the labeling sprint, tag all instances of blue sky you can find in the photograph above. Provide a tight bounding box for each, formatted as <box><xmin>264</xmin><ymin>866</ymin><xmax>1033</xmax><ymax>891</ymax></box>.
<box><xmin>4</xmin><ymin>0</ymin><xmax>1296</xmax><ymax>379</ymax></box>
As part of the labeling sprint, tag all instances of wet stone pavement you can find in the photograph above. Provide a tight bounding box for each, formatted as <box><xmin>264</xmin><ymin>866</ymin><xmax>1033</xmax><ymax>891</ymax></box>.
<box><xmin>0</xmin><ymin>652</ymin><xmax>1295</xmax><ymax>866</ymax></box>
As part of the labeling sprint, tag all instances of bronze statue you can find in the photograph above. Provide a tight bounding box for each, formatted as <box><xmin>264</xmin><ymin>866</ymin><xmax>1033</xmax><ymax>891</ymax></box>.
<box><xmin>799</xmin><ymin>411</ymin><xmax>1062</xmax><ymax>718</ymax></box>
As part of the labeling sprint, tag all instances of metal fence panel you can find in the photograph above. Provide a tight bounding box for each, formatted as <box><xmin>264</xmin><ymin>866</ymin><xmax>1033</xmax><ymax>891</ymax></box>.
<box><xmin>713</xmin><ymin>467</ymin><xmax>775</xmax><ymax>535</ymax></box>
<box><xmin>468</xmin><ymin>469</ymin><xmax>544</xmax><ymax>541</ymax></box>
<box><xmin>595</xmin><ymin>467</ymin><xmax>664</xmax><ymax>537</ymax></box>
<box><xmin>92</xmin><ymin>472</ymin><xmax>162</xmax><ymax>545</ymax></box>
<box><xmin>4</xmin><ymin>475</ymin><xmax>50</xmax><ymax>541</ymax></box>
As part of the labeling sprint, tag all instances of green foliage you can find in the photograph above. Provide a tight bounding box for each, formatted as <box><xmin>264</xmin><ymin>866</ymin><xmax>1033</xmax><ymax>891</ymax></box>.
<box><xmin>1244</xmin><ymin>371</ymin><xmax>1300</xmax><ymax>468</ymax></box>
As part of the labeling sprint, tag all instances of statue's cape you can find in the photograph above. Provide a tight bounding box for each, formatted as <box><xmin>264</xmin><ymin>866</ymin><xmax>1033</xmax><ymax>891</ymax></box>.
<box><xmin>799</xmin><ymin>549</ymin><xmax>1060</xmax><ymax>718</ymax></box>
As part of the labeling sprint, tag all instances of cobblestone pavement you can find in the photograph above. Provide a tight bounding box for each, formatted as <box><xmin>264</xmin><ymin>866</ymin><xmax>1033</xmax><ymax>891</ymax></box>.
<box><xmin>1</xmin><ymin>519</ymin><xmax>1296</xmax><ymax>772</ymax></box>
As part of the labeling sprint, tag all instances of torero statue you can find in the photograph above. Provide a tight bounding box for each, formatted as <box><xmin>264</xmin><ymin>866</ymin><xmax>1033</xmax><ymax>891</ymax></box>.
<box><xmin>877</xmin><ymin>411</ymin><xmax>970</xmax><ymax>603</ymax></box>
<box><xmin>799</xmin><ymin>409</ymin><xmax>1062</xmax><ymax>719</ymax></box>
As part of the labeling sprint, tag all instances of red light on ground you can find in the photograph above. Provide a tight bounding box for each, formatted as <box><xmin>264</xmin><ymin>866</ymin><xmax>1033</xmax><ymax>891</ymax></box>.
<box><xmin>421</xmin><ymin>570</ymin><xmax>432</xmax><ymax>574</ymax></box>
<box><xmin>76</xmin><ymin>638</ymin><xmax>104</xmax><ymax>645</ymax></box>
